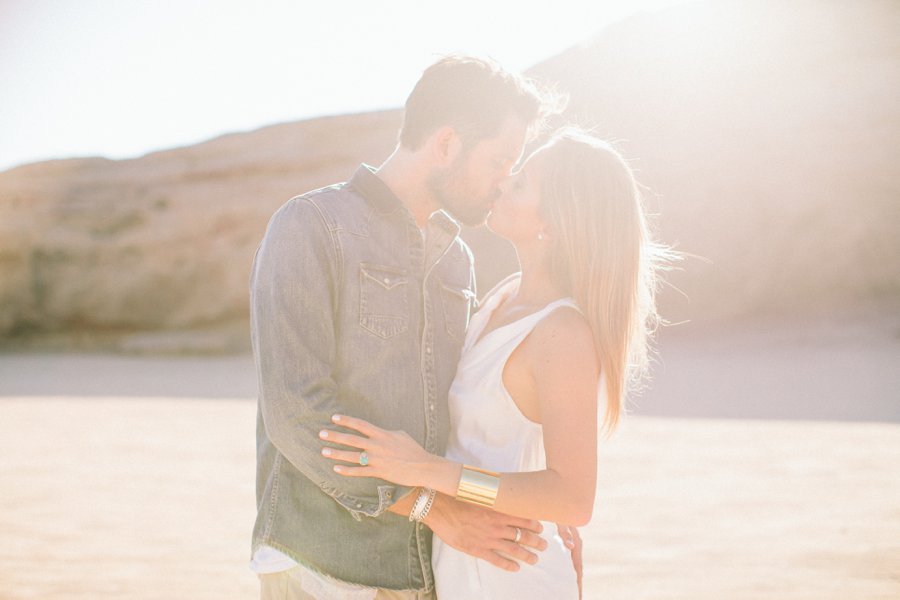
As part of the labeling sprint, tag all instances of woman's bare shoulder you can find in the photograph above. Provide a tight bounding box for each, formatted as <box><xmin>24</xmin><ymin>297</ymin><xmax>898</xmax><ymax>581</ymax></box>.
<box><xmin>526</xmin><ymin>305</ymin><xmax>597</xmax><ymax>366</ymax></box>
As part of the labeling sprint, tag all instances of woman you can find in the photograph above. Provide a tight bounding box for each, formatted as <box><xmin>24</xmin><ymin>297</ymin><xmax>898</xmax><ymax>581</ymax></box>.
<box><xmin>320</xmin><ymin>127</ymin><xmax>668</xmax><ymax>599</ymax></box>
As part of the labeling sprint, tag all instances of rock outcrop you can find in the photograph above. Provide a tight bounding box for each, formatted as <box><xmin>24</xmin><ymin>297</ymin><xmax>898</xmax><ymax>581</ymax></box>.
<box><xmin>0</xmin><ymin>111</ymin><xmax>401</xmax><ymax>350</ymax></box>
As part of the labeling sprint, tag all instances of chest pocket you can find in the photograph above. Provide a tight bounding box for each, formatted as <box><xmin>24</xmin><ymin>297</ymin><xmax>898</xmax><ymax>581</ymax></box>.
<box><xmin>359</xmin><ymin>263</ymin><xmax>410</xmax><ymax>339</ymax></box>
<box><xmin>440</xmin><ymin>280</ymin><xmax>476</xmax><ymax>343</ymax></box>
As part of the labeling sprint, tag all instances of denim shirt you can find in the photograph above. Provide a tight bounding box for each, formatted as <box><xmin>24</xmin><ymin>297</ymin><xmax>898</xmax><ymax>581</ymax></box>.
<box><xmin>250</xmin><ymin>165</ymin><xmax>476</xmax><ymax>591</ymax></box>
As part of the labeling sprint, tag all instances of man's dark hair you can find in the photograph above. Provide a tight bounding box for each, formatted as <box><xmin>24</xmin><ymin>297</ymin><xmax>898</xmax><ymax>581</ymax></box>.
<box><xmin>398</xmin><ymin>55</ymin><xmax>563</xmax><ymax>150</ymax></box>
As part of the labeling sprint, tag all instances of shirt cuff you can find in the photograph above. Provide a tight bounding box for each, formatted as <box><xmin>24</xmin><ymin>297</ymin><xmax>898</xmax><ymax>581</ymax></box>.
<box><xmin>321</xmin><ymin>483</ymin><xmax>413</xmax><ymax>520</ymax></box>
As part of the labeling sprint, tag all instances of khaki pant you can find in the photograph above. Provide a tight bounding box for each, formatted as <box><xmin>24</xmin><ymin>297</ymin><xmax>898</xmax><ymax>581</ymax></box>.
<box><xmin>259</xmin><ymin>567</ymin><xmax>437</xmax><ymax>600</ymax></box>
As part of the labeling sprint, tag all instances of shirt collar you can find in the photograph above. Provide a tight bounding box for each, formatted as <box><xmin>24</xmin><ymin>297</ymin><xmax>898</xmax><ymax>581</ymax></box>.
<box><xmin>349</xmin><ymin>164</ymin><xmax>405</xmax><ymax>215</ymax></box>
<box><xmin>427</xmin><ymin>208</ymin><xmax>461</xmax><ymax>238</ymax></box>
<box><xmin>349</xmin><ymin>164</ymin><xmax>461</xmax><ymax>237</ymax></box>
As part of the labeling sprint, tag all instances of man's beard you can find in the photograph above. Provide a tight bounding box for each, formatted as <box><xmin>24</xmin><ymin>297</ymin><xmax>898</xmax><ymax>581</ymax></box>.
<box><xmin>426</xmin><ymin>160</ymin><xmax>494</xmax><ymax>228</ymax></box>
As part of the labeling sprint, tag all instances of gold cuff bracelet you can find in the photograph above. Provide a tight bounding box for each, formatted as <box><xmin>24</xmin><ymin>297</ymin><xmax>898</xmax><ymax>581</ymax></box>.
<box><xmin>456</xmin><ymin>465</ymin><xmax>500</xmax><ymax>507</ymax></box>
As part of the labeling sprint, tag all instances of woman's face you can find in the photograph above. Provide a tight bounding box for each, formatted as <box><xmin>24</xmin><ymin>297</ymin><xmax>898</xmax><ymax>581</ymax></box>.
<box><xmin>486</xmin><ymin>150</ymin><xmax>548</xmax><ymax>243</ymax></box>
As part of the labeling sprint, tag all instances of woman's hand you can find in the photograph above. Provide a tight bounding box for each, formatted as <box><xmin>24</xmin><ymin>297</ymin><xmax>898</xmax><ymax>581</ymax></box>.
<box><xmin>319</xmin><ymin>415</ymin><xmax>459</xmax><ymax>491</ymax></box>
<box><xmin>557</xmin><ymin>524</ymin><xmax>584</xmax><ymax>598</ymax></box>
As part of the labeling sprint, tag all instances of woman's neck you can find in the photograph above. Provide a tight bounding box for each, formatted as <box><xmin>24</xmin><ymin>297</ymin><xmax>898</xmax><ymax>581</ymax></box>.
<box><xmin>510</xmin><ymin>245</ymin><xmax>566</xmax><ymax>308</ymax></box>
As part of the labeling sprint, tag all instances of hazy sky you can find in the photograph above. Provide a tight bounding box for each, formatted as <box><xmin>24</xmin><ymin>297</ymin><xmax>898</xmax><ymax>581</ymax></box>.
<box><xmin>0</xmin><ymin>0</ymin><xmax>688</xmax><ymax>171</ymax></box>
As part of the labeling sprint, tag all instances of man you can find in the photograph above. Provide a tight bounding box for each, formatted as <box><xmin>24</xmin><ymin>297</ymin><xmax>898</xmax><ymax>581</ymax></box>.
<box><xmin>250</xmin><ymin>56</ymin><xmax>561</xmax><ymax>599</ymax></box>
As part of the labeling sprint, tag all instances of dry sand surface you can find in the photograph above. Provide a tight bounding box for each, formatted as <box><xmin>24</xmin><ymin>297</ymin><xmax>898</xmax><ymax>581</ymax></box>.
<box><xmin>1</xmin><ymin>317</ymin><xmax>898</xmax><ymax>599</ymax></box>
<box><xmin>1</xmin><ymin>398</ymin><xmax>898</xmax><ymax>600</ymax></box>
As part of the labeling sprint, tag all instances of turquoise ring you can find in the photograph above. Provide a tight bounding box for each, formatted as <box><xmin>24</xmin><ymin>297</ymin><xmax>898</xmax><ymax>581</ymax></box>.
<box><xmin>359</xmin><ymin>451</ymin><xmax>369</xmax><ymax>466</ymax></box>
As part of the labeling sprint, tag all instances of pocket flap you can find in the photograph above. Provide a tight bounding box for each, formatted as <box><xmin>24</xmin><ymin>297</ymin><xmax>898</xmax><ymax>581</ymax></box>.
<box><xmin>360</xmin><ymin>263</ymin><xmax>409</xmax><ymax>290</ymax></box>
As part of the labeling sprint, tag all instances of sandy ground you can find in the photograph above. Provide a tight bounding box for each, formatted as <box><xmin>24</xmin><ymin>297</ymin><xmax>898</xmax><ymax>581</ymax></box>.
<box><xmin>2</xmin><ymin>312</ymin><xmax>897</xmax><ymax>422</ymax></box>
<box><xmin>634</xmin><ymin>313</ymin><xmax>900</xmax><ymax>422</ymax></box>
<box><xmin>0</xmin><ymin>319</ymin><xmax>898</xmax><ymax>599</ymax></box>
<box><xmin>1</xmin><ymin>398</ymin><xmax>897</xmax><ymax>600</ymax></box>
<box><xmin>0</xmin><ymin>397</ymin><xmax>257</xmax><ymax>600</ymax></box>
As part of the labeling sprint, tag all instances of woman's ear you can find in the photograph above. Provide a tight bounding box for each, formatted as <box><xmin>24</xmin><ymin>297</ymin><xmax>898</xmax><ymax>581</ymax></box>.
<box><xmin>537</xmin><ymin>223</ymin><xmax>555</xmax><ymax>242</ymax></box>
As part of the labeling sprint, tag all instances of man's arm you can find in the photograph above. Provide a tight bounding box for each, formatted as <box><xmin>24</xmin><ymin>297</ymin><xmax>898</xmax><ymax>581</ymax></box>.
<box><xmin>387</xmin><ymin>491</ymin><xmax>547</xmax><ymax>571</ymax></box>
<box><xmin>251</xmin><ymin>197</ymin><xmax>411</xmax><ymax>518</ymax></box>
<box><xmin>420</xmin><ymin>493</ymin><xmax>547</xmax><ymax>571</ymax></box>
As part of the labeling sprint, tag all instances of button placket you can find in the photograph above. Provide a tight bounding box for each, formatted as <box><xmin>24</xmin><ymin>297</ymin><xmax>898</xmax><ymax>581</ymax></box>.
<box><xmin>422</xmin><ymin>297</ymin><xmax>437</xmax><ymax>454</ymax></box>
<box><xmin>408</xmin><ymin>212</ymin><xmax>458</xmax><ymax>589</ymax></box>
<box><xmin>403</xmin><ymin>213</ymin><xmax>435</xmax><ymax>589</ymax></box>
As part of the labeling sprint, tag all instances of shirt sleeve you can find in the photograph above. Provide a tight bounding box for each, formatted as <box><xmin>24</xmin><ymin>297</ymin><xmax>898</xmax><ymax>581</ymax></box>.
<box><xmin>250</xmin><ymin>196</ymin><xmax>411</xmax><ymax>520</ymax></box>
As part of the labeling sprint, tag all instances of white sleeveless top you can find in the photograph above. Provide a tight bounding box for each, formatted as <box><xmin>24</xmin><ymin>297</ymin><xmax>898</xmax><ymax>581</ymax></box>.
<box><xmin>432</xmin><ymin>274</ymin><xmax>580</xmax><ymax>600</ymax></box>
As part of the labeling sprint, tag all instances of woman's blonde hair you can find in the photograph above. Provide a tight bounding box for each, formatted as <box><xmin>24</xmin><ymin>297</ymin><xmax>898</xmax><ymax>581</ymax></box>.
<box><xmin>538</xmin><ymin>127</ymin><xmax>671</xmax><ymax>433</ymax></box>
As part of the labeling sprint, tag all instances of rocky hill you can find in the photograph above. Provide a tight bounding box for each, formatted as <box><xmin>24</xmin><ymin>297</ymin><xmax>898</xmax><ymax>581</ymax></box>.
<box><xmin>0</xmin><ymin>112</ymin><xmax>401</xmax><ymax>351</ymax></box>
<box><xmin>528</xmin><ymin>0</ymin><xmax>900</xmax><ymax>325</ymax></box>
<box><xmin>1</xmin><ymin>0</ymin><xmax>897</xmax><ymax>352</ymax></box>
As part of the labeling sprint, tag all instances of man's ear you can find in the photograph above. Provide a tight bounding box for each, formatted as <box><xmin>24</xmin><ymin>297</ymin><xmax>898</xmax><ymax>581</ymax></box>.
<box><xmin>429</xmin><ymin>126</ymin><xmax>463</xmax><ymax>166</ymax></box>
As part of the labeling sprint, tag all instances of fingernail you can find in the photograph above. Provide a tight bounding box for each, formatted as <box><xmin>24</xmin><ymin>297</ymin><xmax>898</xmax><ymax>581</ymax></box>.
<box><xmin>333</xmin><ymin>465</ymin><xmax>343</xmax><ymax>473</ymax></box>
<box><xmin>332</xmin><ymin>415</ymin><xmax>342</xmax><ymax>422</ymax></box>
<box><xmin>321</xmin><ymin>448</ymin><xmax>332</xmax><ymax>457</ymax></box>
<box><xmin>319</xmin><ymin>430</ymin><xmax>328</xmax><ymax>439</ymax></box>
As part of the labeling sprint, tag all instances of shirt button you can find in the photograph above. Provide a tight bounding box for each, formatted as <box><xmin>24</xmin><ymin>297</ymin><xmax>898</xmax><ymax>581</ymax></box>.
<box><xmin>383</xmin><ymin>278</ymin><xmax>390</xmax><ymax>285</ymax></box>
<box><xmin>429</xmin><ymin>403</ymin><xmax>434</xmax><ymax>411</ymax></box>
<box><xmin>425</xmin><ymin>347</ymin><xmax>432</xmax><ymax>354</ymax></box>
<box><xmin>356</xmin><ymin>503</ymin><xmax>362</xmax><ymax>509</ymax></box>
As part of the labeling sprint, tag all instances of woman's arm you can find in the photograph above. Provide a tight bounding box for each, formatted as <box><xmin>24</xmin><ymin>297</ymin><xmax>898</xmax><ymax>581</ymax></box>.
<box><xmin>319</xmin><ymin>307</ymin><xmax>600</xmax><ymax>526</ymax></box>
<box><xmin>489</xmin><ymin>306</ymin><xmax>600</xmax><ymax>525</ymax></box>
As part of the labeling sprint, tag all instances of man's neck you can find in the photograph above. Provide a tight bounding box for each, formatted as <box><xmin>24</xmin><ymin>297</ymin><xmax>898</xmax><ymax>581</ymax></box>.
<box><xmin>375</xmin><ymin>148</ymin><xmax>440</xmax><ymax>228</ymax></box>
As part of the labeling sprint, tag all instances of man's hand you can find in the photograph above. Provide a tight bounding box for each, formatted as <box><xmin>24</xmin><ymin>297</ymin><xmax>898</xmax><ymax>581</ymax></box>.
<box><xmin>557</xmin><ymin>524</ymin><xmax>583</xmax><ymax>598</ymax></box>
<box><xmin>423</xmin><ymin>493</ymin><xmax>547</xmax><ymax>572</ymax></box>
